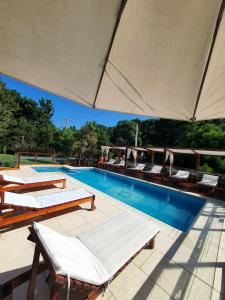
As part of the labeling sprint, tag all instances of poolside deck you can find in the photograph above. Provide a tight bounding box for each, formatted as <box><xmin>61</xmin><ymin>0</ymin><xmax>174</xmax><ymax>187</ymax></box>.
<box><xmin>0</xmin><ymin>166</ymin><xmax>225</xmax><ymax>299</ymax></box>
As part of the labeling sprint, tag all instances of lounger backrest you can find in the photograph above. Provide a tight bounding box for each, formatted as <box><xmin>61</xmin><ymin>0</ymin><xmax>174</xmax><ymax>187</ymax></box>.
<box><xmin>108</xmin><ymin>159</ymin><xmax>115</xmax><ymax>164</ymax></box>
<box><xmin>201</xmin><ymin>174</ymin><xmax>218</xmax><ymax>184</ymax></box>
<box><xmin>151</xmin><ymin>165</ymin><xmax>162</xmax><ymax>173</ymax></box>
<box><xmin>0</xmin><ymin>174</ymin><xmax>25</xmax><ymax>184</ymax></box>
<box><xmin>119</xmin><ymin>160</ymin><xmax>125</xmax><ymax>166</ymax></box>
<box><xmin>33</xmin><ymin>222</ymin><xmax>110</xmax><ymax>285</ymax></box>
<box><xmin>175</xmin><ymin>170</ymin><xmax>190</xmax><ymax>178</ymax></box>
<box><xmin>136</xmin><ymin>164</ymin><xmax>145</xmax><ymax>170</ymax></box>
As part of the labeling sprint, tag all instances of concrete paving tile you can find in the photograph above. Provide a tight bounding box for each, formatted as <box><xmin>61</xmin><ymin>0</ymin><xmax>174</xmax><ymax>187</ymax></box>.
<box><xmin>142</xmin><ymin>251</ymin><xmax>190</xmax><ymax>299</ymax></box>
<box><xmin>155</xmin><ymin>231</ymin><xmax>178</xmax><ymax>255</ymax></box>
<box><xmin>182</xmin><ymin>275</ymin><xmax>213</xmax><ymax>300</ymax></box>
<box><xmin>109</xmin><ymin>262</ymin><xmax>148</xmax><ymax>300</ymax></box>
<box><xmin>166</xmin><ymin>242</ymin><xmax>200</xmax><ymax>275</ymax></box>
<box><xmin>133</xmin><ymin>247</ymin><xmax>155</xmax><ymax>268</ymax></box>
<box><xmin>211</xmin><ymin>289</ymin><xmax>224</xmax><ymax>300</ymax></box>
<box><xmin>195</xmin><ymin>242</ymin><xmax>218</xmax><ymax>287</ymax></box>
<box><xmin>213</xmin><ymin>247</ymin><xmax>225</xmax><ymax>295</ymax></box>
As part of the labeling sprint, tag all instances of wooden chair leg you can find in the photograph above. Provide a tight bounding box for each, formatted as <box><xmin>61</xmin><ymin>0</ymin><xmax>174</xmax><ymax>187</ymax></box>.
<box><xmin>86</xmin><ymin>288</ymin><xmax>102</xmax><ymax>300</ymax></box>
<box><xmin>91</xmin><ymin>197</ymin><xmax>96</xmax><ymax>211</ymax></box>
<box><xmin>62</xmin><ymin>181</ymin><xmax>66</xmax><ymax>189</ymax></box>
<box><xmin>27</xmin><ymin>245</ymin><xmax>41</xmax><ymax>300</ymax></box>
<box><xmin>149</xmin><ymin>237</ymin><xmax>155</xmax><ymax>249</ymax></box>
<box><xmin>49</xmin><ymin>283</ymin><xmax>62</xmax><ymax>300</ymax></box>
<box><xmin>0</xmin><ymin>284</ymin><xmax>13</xmax><ymax>300</ymax></box>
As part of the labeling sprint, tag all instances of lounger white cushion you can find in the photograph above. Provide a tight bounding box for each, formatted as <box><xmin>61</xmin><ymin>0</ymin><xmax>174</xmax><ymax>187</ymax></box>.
<box><xmin>0</xmin><ymin>174</ymin><xmax>65</xmax><ymax>184</ymax></box>
<box><xmin>79</xmin><ymin>212</ymin><xmax>160</xmax><ymax>277</ymax></box>
<box><xmin>144</xmin><ymin>165</ymin><xmax>162</xmax><ymax>174</ymax></box>
<box><xmin>113</xmin><ymin>160</ymin><xmax>125</xmax><ymax>167</ymax></box>
<box><xmin>4</xmin><ymin>189</ymin><xmax>92</xmax><ymax>209</ymax></box>
<box><xmin>128</xmin><ymin>163</ymin><xmax>145</xmax><ymax>171</ymax></box>
<box><xmin>170</xmin><ymin>170</ymin><xmax>190</xmax><ymax>180</ymax></box>
<box><xmin>197</xmin><ymin>174</ymin><xmax>218</xmax><ymax>187</ymax></box>
<box><xmin>33</xmin><ymin>222</ymin><xmax>109</xmax><ymax>285</ymax></box>
<box><xmin>33</xmin><ymin>212</ymin><xmax>160</xmax><ymax>285</ymax></box>
<box><xmin>105</xmin><ymin>159</ymin><xmax>115</xmax><ymax>165</ymax></box>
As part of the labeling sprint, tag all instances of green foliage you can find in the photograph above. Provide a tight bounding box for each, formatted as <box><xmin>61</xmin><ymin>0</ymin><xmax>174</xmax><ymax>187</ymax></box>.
<box><xmin>1</xmin><ymin>80</ymin><xmax>225</xmax><ymax>173</ymax></box>
<box><xmin>111</xmin><ymin>120</ymin><xmax>141</xmax><ymax>146</ymax></box>
<box><xmin>0</xmin><ymin>154</ymin><xmax>17</xmax><ymax>167</ymax></box>
<box><xmin>75</xmin><ymin>122</ymin><xmax>98</xmax><ymax>163</ymax></box>
<box><xmin>199</xmin><ymin>163</ymin><xmax>214</xmax><ymax>173</ymax></box>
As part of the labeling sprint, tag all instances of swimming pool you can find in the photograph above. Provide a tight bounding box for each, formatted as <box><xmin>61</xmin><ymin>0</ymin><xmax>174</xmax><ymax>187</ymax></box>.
<box><xmin>33</xmin><ymin>167</ymin><xmax>205</xmax><ymax>231</ymax></box>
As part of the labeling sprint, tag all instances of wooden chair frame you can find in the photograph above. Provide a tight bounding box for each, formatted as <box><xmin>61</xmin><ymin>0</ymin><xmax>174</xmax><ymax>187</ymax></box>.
<box><xmin>0</xmin><ymin>193</ymin><xmax>95</xmax><ymax>229</ymax></box>
<box><xmin>197</xmin><ymin>183</ymin><xmax>218</xmax><ymax>195</ymax></box>
<box><xmin>1</xmin><ymin>225</ymin><xmax>157</xmax><ymax>300</ymax></box>
<box><xmin>0</xmin><ymin>178</ymin><xmax>66</xmax><ymax>192</ymax></box>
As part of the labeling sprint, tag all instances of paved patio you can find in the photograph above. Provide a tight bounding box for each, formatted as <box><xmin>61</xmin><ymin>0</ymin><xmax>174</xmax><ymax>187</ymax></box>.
<box><xmin>0</xmin><ymin>165</ymin><xmax>225</xmax><ymax>300</ymax></box>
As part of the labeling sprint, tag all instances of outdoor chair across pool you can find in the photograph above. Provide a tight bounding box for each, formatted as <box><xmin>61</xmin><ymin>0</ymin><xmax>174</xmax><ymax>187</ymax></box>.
<box><xmin>111</xmin><ymin>159</ymin><xmax>125</xmax><ymax>169</ymax></box>
<box><xmin>169</xmin><ymin>170</ymin><xmax>190</xmax><ymax>182</ymax></box>
<box><xmin>197</xmin><ymin>174</ymin><xmax>219</xmax><ymax>193</ymax></box>
<box><xmin>0</xmin><ymin>174</ymin><xmax>66</xmax><ymax>192</ymax></box>
<box><xmin>1</xmin><ymin>211</ymin><xmax>160</xmax><ymax>300</ymax></box>
<box><xmin>0</xmin><ymin>189</ymin><xmax>95</xmax><ymax>228</ymax></box>
<box><xmin>127</xmin><ymin>164</ymin><xmax>146</xmax><ymax>176</ymax></box>
<box><xmin>143</xmin><ymin>165</ymin><xmax>163</xmax><ymax>176</ymax></box>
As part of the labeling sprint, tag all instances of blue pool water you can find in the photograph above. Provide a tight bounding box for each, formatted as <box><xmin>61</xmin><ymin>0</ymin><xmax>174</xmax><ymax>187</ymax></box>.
<box><xmin>33</xmin><ymin>167</ymin><xmax>205</xmax><ymax>231</ymax></box>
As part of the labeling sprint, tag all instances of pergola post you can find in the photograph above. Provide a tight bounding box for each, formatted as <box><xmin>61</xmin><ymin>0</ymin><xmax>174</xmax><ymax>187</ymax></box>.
<box><xmin>196</xmin><ymin>154</ymin><xmax>200</xmax><ymax>171</ymax></box>
<box><xmin>161</xmin><ymin>148</ymin><xmax>167</xmax><ymax>181</ymax></box>
<box><xmin>151</xmin><ymin>151</ymin><xmax>155</xmax><ymax>165</ymax></box>
<box><xmin>125</xmin><ymin>146</ymin><xmax>128</xmax><ymax>168</ymax></box>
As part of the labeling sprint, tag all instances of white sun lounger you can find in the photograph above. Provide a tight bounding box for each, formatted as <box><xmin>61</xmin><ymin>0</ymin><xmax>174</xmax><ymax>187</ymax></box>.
<box><xmin>105</xmin><ymin>159</ymin><xmax>115</xmax><ymax>165</ymax></box>
<box><xmin>0</xmin><ymin>189</ymin><xmax>95</xmax><ymax>228</ymax></box>
<box><xmin>170</xmin><ymin>170</ymin><xmax>190</xmax><ymax>181</ymax></box>
<box><xmin>0</xmin><ymin>174</ymin><xmax>66</xmax><ymax>191</ymax></box>
<box><xmin>127</xmin><ymin>163</ymin><xmax>145</xmax><ymax>171</ymax></box>
<box><xmin>197</xmin><ymin>174</ymin><xmax>219</xmax><ymax>188</ymax></box>
<box><xmin>23</xmin><ymin>212</ymin><xmax>160</xmax><ymax>299</ymax></box>
<box><xmin>143</xmin><ymin>165</ymin><xmax>163</xmax><ymax>175</ymax></box>
<box><xmin>112</xmin><ymin>160</ymin><xmax>125</xmax><ymax>167</ymax></box>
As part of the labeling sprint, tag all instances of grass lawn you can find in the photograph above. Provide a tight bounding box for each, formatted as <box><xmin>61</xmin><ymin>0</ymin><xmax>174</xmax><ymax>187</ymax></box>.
<box><xmin>0</xmin><ymin>154</ymin><xmax>17</xmax><ymax>168</ymax></box>
<box><xmin>0</xmin><ymin>154</ymin><xmax>64</xmax><ymax>168</ymax></box>
<box><xmin>0</xmin><ymin>154</ymin><xmax>33</xmax><ymax>168</ymax></box>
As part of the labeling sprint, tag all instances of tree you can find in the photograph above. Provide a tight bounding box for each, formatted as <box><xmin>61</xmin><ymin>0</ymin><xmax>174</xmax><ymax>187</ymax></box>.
<box><xmin>110</xmin><ymin>120</ymin><xmax>142</xmax><ymax>146</ymax></box>
<box><xmin>0</xmin><ymin>81</ymin><xmax>18</xmax><ymax>151</ymax></box>
<box><xmin>53</xmin><ymin>127</ymin><xmax>77</xmax><ymax>156</ymax></box>
<box><xmin>75</xmin><ymin>122</ymin><xmax>98</xmax><ymax>164</ymax></box>
<box><xmin>95</xmin><ymin>124</ymin><xmax>110</xmax><ymax>146</ymax></box>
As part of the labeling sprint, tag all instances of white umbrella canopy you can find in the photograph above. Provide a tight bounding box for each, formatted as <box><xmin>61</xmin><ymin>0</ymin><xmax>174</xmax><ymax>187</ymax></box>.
<box><xmin>0</xmin><ymin>0</ymin><xmax>224</xmax><ymax>121</ymax></box>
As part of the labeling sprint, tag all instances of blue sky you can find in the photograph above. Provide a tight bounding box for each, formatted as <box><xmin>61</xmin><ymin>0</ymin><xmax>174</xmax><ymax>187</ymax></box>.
<box><xmin>0</xmin><ymin>74</ymin><xmax>149</xmax><ymax>128</ymax></box>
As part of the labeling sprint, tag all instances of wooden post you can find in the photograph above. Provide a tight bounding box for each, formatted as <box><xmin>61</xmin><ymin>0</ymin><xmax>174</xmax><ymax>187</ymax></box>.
<box><xmin>196</xmin><ymin>154</ymin><xmax>200</xmax><ymax>171</ymax></box>
<box><xmin>15</xmin><ymin>153</ymin><xmax>20</xmax><ymax>168</ymax></box>
<box><xmin>51</xmin><ymin>153</ymin><xmax>55</xmax><ymax>164</ymax></box>
<box><xmin>161</xmin><ymin>148</ymin><xmax>167</xmax><ymax>181</ymax></box>
<box><xmin>125</xmin><ymin>146</ymin><xmax>128</xmax><ymax>168</ymax></box>
<box><xmin>151</xmin><ymin>151</ymin><xmax>155</xmax><ymax>165</ymax></box>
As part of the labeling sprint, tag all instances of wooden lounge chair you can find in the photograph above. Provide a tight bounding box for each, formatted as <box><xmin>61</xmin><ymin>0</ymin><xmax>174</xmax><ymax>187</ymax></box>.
<box><xmin>126</xmin><ymin>163</ymin><xmax>145</xmax><ymax>177</ymax></box>
<box><xmin>1</xmin><ymin>212</ymin><xmax>160</xmax><ymax>300</ymax></box>
<box><xmin>169</xmin><ymin>170</ymin><xmax>190</xmax><ymax>182</ymax></box>
<box><xmin>104</xmin><ymin>158</ymin><xmax>115</xmax><ymax>165</ymax></box>
<box><xmin>0</xmin><ymin>189</ymin><xmax>95</xmax><ymax>228</ymax></box>
<box><xmin>102</xmin><ymin>159</ymin><xmax>116</xmax><ymax>169</ymax></box>
<box><xmin>143</xmin><ymin>165</ymin><xmax>163</xmax><ymax>177</ymax></box>
<box><xmin>0</xmin><ymin>174</ymin><xmax>66</xmax><ymax>192</ymax></box>
<box><xmin>110</xmin><ymin>159</ymin><xmax>125</xmax><ymax>171</ymax></box>
<box><xmin>197</xmin><ymin>174</ymin><xmax>219</xmax><ymax>193</ymax></box>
